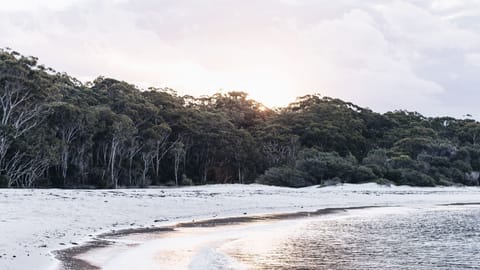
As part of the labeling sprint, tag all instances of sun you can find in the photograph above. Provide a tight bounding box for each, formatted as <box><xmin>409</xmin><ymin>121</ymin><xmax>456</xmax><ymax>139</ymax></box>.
<box><xmin>241</xmin><ymin>81</ymin><xmax>298</xmax><ymax>109</ymax></box>
<box><xmin>250</xmin><ymin>91</ymin><xmax>295</xmax><ymax>109</ymax></box>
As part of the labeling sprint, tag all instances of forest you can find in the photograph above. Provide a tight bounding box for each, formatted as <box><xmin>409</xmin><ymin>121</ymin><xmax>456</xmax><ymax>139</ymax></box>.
<box><xmin>1</xmin><ymin>49</ymin><xmax>480</xmax><ymax>188</ymax></box>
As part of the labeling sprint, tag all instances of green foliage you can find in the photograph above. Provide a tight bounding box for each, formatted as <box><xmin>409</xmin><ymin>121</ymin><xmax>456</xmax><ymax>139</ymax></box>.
<box><xmin>349</xmin><ymin>166</ymin><xmax>377</xmax><ymax>183</ymax></box>
<box><xmin>256</xmin><ymin>166</ymin><xmax>313</xmax><ymax>188</ymax></box>
<box><xmin>295</xmin><ymin>150</ymin><xmax>357</xmax><ymax>184</ymax></box>
<box><xmin>1</xmin><ymin>49</ymin><xmax>480</xmax><ymax>188</ymax></box>
<box><xmin>396</xmin><ymin>169</ymin><xmax>436</xmax><ymax>187</ymax></box>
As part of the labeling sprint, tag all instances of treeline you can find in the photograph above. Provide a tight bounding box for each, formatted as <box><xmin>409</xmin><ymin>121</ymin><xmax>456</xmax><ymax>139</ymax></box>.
<box><xmin>1</xmin><ymin>49</ymin><xmax>480</xmax><ymax>188</ymax></box>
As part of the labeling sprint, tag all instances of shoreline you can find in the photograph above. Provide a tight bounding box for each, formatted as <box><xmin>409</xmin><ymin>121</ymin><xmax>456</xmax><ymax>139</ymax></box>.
<box><xmin>55</xmin><ymin>202</ymin><xmax>480</xmax><ymax>269</ymax></box>
<box><xmin>4</xmin><ymin>183</ymin><xmax>480</xmax><ymax>270</ymax></box>
<box><xmin>441</xmin><ymin>202</ymin><xmax>480</xmax><ymax>206</ymax></box>
<box><xmin>54</xmin><ymin>205</ymin><xmax>380</xmax><ymax>269</ymax></box>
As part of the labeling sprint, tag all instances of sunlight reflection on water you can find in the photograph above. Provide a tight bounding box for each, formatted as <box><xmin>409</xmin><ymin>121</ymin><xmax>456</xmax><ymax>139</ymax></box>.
<box><xmin>221</xmin><ymin>206</ymin><xmax>480</xmax><ymax>270</ymax></box>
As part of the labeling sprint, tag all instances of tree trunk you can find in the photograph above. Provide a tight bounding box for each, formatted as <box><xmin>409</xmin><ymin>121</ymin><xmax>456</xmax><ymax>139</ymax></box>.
<box><xmin>110</xmin><ymin>139</ymin><xmax>118</xmax><ymax>188</ymax></box>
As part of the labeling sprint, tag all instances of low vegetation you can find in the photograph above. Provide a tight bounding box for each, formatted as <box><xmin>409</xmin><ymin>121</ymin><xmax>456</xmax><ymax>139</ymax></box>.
<box><xmin>1</xmin><ymin>49</ymin><xmax>480</xmax><ymax>188</ymax></box>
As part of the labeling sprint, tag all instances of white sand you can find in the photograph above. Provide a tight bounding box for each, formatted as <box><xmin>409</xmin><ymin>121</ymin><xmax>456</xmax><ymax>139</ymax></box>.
<box><xmin>0</xmin><ymin>183</ymin><xmax>479</xmax><ymax>270</ymax></box>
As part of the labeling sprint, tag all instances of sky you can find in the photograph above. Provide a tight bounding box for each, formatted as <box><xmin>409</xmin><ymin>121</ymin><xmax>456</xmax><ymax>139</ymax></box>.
<box><xmin>1</xmin><ymin>0</ymin><xmax>480</xmax><ymax>118</ymax></box>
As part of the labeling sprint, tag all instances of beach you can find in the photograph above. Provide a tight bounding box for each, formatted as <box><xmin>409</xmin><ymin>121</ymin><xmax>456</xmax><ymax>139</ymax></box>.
<box><xmin>1</xmin><ymin>183</ymin><xmax>480</xmax><ymax>270</ymax></box>
<box><xmin>62</xmin><ymin>205</ymin><xmax>480</xmax><ymax>269</ymax></box>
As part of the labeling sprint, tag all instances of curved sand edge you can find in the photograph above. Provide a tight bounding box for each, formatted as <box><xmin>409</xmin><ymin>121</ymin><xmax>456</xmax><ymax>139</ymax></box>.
<box><xmin>54</xmin><ymin>205</ymin><xmax>379</xmax><ymax>269</ymax></box>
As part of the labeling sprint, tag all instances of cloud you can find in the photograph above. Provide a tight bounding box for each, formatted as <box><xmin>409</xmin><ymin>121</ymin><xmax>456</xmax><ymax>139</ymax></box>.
<box><xmin>287</xmin><ymin>8</ymin><xmax>445</xmax><ymax>113</ymax></box>
<box><xmin>465</xmin><ymin>53</ymin><xmax>480</xmax><ymax>67</ymax></box>
<box><xmin>377</xmin><ymin>1</ymin><xmax>480</xmax><ymax>51</ymax></box>
<box><xmin>0</xmin><ymin>0</ymin><xmax>82</xmax><ymax>12</ymax></box>
<box><xmin>0</xmin><ymin>0</ymin><xmax>480</xmax><ymax>117</ymax></box>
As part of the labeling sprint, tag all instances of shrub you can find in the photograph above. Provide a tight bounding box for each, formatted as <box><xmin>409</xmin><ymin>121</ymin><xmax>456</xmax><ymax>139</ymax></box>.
<box><xmin>364</xmin><ymin>164</ymin><xmax>386</xmax><ymax>178</ymax></box>
<box><xmin>322</xmin><ymin>177</ymin><xmax>342</xmax><ymax>186</ymax></box>
<box><xmin>436</xmin><ymin>177</ymin><xmax>453</xmax><ymax>186</ymax></box>
<box><xmin>362</xmin><ymin>148</ymin><xmax>389</xmax><ymax>168</ymax></box>
<box><xmin>348</xmin><ymin>166</ymin><xmax>377</xmax><ymax>183</ymax></box>
<box><xmin>390</xmin><ymin>155</ymin><xmax>417</xmax><ymax>169</ymax></box>
<box><xmin>451</xmin><ymin>160</ymin><xmax>472</xmax><ymax>172</ymax></box>
<box><xmin>384</xmin><ymin>169</ymin><xmax>402</xmax><ymax>182</ymax></box>
<box><xmin>256</xmin><ymin>166</ymin><xmax>313</xmax><ymax>188</ymax></box>
<box><xmin>398</xmin><ymin>169</ymin><xmax>436</xmax><ymax>187</ymax></box>
<box><xmin>374</xmin><ymin>178</ymin><xmax>392</xmax><ymax>186</ymax></box>
<box><xmin>296</xmin><ymin>150</ymin><xmax>357</xmax><ymax>184</ymax></box>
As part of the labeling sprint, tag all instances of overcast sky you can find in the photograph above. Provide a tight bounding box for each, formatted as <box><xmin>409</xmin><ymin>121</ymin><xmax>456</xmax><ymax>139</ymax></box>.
<box><xmin>1</xmin><ymin>0</ymin><xmax>480</xmax><ymax>117</ymax></box>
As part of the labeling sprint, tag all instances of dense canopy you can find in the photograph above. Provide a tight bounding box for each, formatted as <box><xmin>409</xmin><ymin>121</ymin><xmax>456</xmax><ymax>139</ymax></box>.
<box><xmin>1</xmin><ymin>49</ymin><xmax>480</xmax><ymax>188</ymax></box>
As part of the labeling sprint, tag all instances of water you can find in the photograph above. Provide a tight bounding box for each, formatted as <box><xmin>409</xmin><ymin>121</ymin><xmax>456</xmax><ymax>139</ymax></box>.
<box><xmin>221</xmin><ymin>206</ymin><xmax>480</xmax><ymax>269</ymax></box>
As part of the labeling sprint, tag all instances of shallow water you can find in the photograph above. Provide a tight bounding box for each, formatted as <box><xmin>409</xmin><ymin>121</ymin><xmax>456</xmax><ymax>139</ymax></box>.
<box><xmin>74</xmin><ymin>206</ymin><xmax>480</xmax><ymax>270</ymax></box>
<box><xmin>222</xmin><ymin>206</ymin><xmax>480</xmax><ymax>270</ymax></box>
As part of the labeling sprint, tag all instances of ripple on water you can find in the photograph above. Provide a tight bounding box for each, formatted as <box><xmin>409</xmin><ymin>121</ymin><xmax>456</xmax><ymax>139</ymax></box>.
<box><xmin>226</xmin><ymin>206</ymin><xmax>480</xmax><ymax>270</ymax></box>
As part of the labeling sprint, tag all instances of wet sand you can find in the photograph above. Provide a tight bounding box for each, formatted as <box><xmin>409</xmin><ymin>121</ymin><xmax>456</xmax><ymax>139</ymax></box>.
<box><xmin>55</xmin><ymin>203</ymin><xmax>480</xmax><ymax>269</ymax></box>
<box><xmin>54</xmin><ymin>206</ymin><xmax>378</xmax><ymax>269</ymax></box>
<box><xmin>441</xmin><ymin>202</ymin><xmax>480</xmax><ymax>206</ymax></box>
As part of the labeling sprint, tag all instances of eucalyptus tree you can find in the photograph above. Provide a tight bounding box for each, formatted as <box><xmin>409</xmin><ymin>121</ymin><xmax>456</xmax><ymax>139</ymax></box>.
<box><xmin>2</xmin><ymin>48</ymin><xmax>480</xmax><ymax>188</ymax></box>
<box><xmin>109</xmin><ymin>114</ymin><xmax>136</xmax><ymax>188</ymax></box>
<box><xmin>171</xmin><ymin>140</ymin><xmax>185</xmax><ymax>186</ymax></box>
<box><xmin>459</xmin><ymin>121</ymin><xmax>480</xmax><ymax>146</ymax></box>
<box><xmin>0</xmin><ymin>50</ymin><xmax>57</xmax><ymax>187</ymax></box>
<box><xmin>48</xmin><ymin>102</ymin><xmax>86</xmax><ymax>184</ymax></box>
<box><xmin>91</xmin><ymin>107</ymin><xmax>136</xmax><ymax>188</ymax></box>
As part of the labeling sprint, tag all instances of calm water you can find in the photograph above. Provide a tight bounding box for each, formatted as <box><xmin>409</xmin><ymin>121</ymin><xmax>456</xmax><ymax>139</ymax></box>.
<box><xmin>223</xmin><ymin>206</ymin><xmax>480</xmax><ymax>270</ymax></box>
